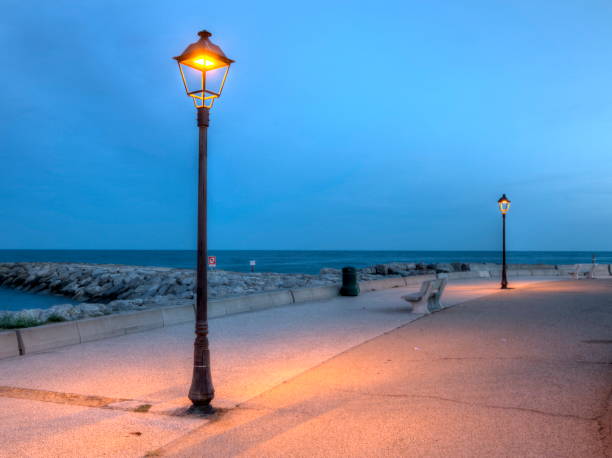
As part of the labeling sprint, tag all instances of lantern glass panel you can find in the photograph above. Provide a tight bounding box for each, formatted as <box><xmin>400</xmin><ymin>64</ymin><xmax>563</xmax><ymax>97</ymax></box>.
<box><xmin>177</xmin><ymin>62</ymin><xmax>230</xmax><ymax>109</ymax></box>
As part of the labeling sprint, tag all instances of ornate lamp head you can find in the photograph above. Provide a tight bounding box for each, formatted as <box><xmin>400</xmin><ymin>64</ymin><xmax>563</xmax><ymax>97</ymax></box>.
<box><xmin>174</xmin><ymin>30</ymin><xmax>234</xmax><ymax>109</ymax></box>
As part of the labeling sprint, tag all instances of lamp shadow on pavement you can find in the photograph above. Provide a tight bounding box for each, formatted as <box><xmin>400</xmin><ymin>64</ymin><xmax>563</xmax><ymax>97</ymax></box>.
<box><xmin>151</xmin><ymin>394</ymin><xmax>348</xmax><ymax>456</ymax></box>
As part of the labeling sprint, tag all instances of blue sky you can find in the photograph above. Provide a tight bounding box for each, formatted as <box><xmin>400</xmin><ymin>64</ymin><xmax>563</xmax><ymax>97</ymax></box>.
<box><xmin>1</xmin><ymin>0</ymin><xmax>611</xmax><ymax>250</ymax></box>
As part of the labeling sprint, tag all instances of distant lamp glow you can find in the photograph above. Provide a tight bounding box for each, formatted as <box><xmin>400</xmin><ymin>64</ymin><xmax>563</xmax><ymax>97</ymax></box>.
<box><xmin>174</xmin><ymin>30</ymin><xmax>234</xmax><ymax>108</ymax></box>
<box><xmin>498</xmin><ymin>194</ymin><xmax>511</xmax><ymax>215</ymax></box>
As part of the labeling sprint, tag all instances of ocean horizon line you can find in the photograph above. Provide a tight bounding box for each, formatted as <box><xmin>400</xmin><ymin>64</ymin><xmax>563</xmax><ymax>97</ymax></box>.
<box><xmin>0</xmin><ymin>249</ymin><xmax>608</xmax><ymax>253</ymax></box>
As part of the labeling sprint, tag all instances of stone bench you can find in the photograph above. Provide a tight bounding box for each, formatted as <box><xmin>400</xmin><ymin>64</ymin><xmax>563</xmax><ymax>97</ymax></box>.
<box><xmin>401</xmin><ymin>279</ymin><xmax>447</xmax><ymax>314</ymax></box>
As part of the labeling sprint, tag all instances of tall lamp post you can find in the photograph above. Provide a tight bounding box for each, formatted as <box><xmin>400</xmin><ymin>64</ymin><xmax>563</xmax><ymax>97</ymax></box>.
<box><xmin>497</xmin><ymin>194</ymin><xmax>511</xmax><ymax>289</ymax></box>
<box><xmin>173</xmin><ymin>30</ymin><xmax>234</xmax><ymax>408</ymax></box>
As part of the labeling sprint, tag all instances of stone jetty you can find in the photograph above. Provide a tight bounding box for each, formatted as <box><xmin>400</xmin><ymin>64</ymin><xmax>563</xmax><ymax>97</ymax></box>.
<box><xmin>0</xmin><ymin>263</ymin><xmax>331</xmax><ymax>302</ymax></box>
<box><xmin>0</xmin><ymin>263</ymin><xmax>335</xmax><ymax>324</ymax></box>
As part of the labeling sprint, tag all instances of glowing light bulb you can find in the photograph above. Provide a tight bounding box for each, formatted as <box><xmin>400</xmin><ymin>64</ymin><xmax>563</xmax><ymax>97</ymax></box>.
<box><xmin>194</xmin><ymin>57</ymin><xmax>215</xmax><ymax>67</ymax></box>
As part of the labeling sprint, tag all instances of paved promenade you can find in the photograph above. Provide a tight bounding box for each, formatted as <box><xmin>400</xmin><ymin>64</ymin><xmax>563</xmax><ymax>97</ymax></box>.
<box><xmin>1</xmin><ymin>277</ymin><xmax>609</xmax><ymax>457</ymax></box>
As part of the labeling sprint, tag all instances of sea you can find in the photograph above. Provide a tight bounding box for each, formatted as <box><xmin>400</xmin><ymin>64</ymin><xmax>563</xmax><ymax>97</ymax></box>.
<box><xmin>0</xmin><ymin>250</ymin><xmax>608</xmax><ymax>311</ymax></box>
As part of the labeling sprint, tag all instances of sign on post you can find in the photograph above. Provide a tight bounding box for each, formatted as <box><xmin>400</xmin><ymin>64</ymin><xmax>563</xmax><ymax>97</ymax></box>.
<box><xmin>208</xmin><ymin>256</ymin><xmax>217</xmax><ymax>270</ymax></box>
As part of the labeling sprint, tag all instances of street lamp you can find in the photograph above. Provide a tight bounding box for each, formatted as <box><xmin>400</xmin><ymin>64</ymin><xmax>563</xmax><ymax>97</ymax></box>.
<box><xmin>497</xmin><ymin>194</ymin><xmax>511</xmax><ymax>289</ymax></box>
<box><xmin>173</xmin><ymin>30</ymin><xmax>234</xmax><ymax>409</ymax></box>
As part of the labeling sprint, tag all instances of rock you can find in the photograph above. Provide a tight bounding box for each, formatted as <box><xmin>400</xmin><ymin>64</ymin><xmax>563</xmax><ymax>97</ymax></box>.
<box><xmin>47</xmin><ymin>306</ymin><xmax>71</xmax><ymax>320</ymax></box>
<box><xmin>61</xmin><ymin>281</ymin><xmax>80</xmax><ymax>295</ymax></box>
<box><xmin>400</xmin><ymin>270</ymin><xmax>422</xmax><ymax>277</ymax></box>
<box><xmin>78</xmin><ymin>303</ymin><xmax>105</xmax><ymax>317</ymax></box>
<box><xmin>15</xmin><ymin>308</ymin><xmax>45</xmax><ymax>322</ymax></box>
<box><xmin>435</xmin><ymin>263</ymin><xmax>453</xmax><ymax>273</ymax></box>
<box><xmin>107</xmin><ymin>299</ymin><xmax>144</xmax><ymax>311</ymax></box>
<box><xmin>84</xmin><ymin>284</ymin><xmax>103</xmax><ymax>297</ymax></box>
<box><xmin>387</xmin><ymin>262</ymin><xmax>415</xmax><ymax>274</ymax></box>
<box><xmin>374</xmin><ymin>264</ymin><xmax>389</xmax><ymax>275</ymax></box>
<box><xmin>319</xmin><ymin>268</ymin><xmax>341</xmax><ymax>275</ymax></box>
<box><xmin>29</xmin><ymin>283</ymin><xmax>48</xmax><ymax>293</ymax></box>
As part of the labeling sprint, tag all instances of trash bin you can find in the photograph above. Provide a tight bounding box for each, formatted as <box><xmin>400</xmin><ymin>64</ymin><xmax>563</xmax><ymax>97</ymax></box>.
<box><xmin>340</xmin><ymin>266</ymin><xmax>360</xmax><ymax>296</ymax></box>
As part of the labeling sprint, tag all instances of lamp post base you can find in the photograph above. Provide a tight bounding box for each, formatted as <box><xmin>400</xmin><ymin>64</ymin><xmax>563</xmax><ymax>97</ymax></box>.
<box><xmin>186</xmin><ymin>404</ymin><xmax>216</xmax><ymax>416</ymax></box>
<box><xmin>188</xmin><ymin>324</ymin><xmax>214</xmax><ymax>406</ymax></box>
<box><xmin>188</xmin><ymin>366</ymin><xmax>214</xmax><ymax>406</ymax></box>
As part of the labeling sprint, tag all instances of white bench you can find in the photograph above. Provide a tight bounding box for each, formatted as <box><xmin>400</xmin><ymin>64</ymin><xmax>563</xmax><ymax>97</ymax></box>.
<box><xmin>570</xmin><ymin>264</ymin><xmax>596</xmax><ymax>279</ymax></box>
<box><xmin>401</xmin><ymin>279</ymin><xmax>447</xmax><ymax>314</ymax></box>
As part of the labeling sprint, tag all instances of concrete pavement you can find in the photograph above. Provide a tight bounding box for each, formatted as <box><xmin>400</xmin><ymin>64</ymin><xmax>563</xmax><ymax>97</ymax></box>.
<box><xmin>2</xmin><ymin>277</ymin><xmax>606</xmax><ymax>457</ymax></box>
<box><xmin>157</xmin><ymin>279</ymin><xmax>612</xmax><ymax>457</ymax></box>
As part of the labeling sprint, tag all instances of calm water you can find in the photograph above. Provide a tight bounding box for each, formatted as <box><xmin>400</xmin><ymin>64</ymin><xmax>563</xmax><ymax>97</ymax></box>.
<box><xmin>0</xmin><ymin>288</ymin><xmax>78</xmax><ymax>312</ymax></box>
<box><xmin>0</xmin><ymin>250</ymin><xmax>607</xmax><ymax>311</ymax></box>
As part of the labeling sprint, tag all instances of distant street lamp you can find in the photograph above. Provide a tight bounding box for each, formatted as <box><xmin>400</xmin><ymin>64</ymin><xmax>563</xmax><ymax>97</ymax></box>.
<box><xmin>497</xmin><ymin>194</ymin><xmax>511</xmax><ymax>289</ymax></box>
<box><xmin>173</xmin><ymin>30</ymin><xmax>234</xmax><ymax>409</ymax></box>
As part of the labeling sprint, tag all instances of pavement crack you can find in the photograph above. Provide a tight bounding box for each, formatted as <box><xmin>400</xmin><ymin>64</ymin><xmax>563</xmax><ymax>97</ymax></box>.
<box><xmin>334</xmin><ymin>388</ymin><xmax>598</xmax><ymax>422</ymax></box>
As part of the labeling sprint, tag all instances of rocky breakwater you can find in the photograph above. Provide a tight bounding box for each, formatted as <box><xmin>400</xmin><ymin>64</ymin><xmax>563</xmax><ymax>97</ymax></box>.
<box><xmin>361</xmin><ymin>261</ymin><xmax>468</xmax><ymax>276</ymax></box>
<box><xmin>0</xmin><ymin>262</ymin><xmax>347</xmax><ymax>325</ymax></box>
<box><xmin>0</xmin><ymin>261</ymin><xmax>468</xmax><ymax>326</ymax></box>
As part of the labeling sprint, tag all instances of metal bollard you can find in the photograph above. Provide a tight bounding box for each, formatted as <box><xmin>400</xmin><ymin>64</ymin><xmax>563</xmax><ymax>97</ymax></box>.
<box><xmin>340</xmin><ymin>266</ymin><xmax>360</xmax><ymax>296</ymax></box>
